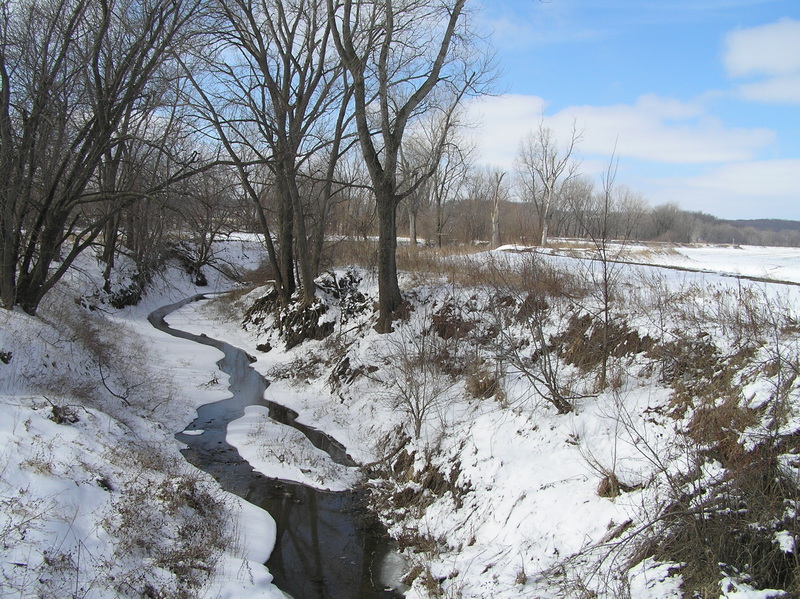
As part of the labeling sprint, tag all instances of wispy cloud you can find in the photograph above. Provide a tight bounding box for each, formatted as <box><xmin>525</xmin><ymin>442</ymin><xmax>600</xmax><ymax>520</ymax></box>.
<box><xmin>738</xmin><ymin>75</ymin><xmax>800</xmax><ymax>103</ymax></box>
<box><xmin>724</xmin><ymin>18</ymin><xmax>800</xmax><ymax>104</ymax></box>
<box><xmin>650</xmin><ymin>159</ymin><xmax>800</xmax><ymax>218</ymax></box>
<box><xmin>464</xmin><ymin>94</ymin><xmax>548</xmax><ymax>168</ymax></box>
<box><xmin>477</xmin><ymin>0</ymin><xmax>611</xmax><ymax>51</ymax></box>
<box><xmin>684</xmin><ymin>159</ymin><xmax>800</xmax><ymax>196</ymax></box>
<box><xmin>552</xmin><ymin>95</ymin><xmax>774</xmax><ymax>163</ymax></box>
<box><xmin>640</xmin><ymin>0</ymin><xmax>784</xmax><ymax>13</ymax></box>
<box><xmin>465</xmin><ymin>93</ymin><xmax>774</xmax><ymax>169</ymax></box>
<box><xmin>479</xmin><ymin>0</ymin><xmax>787</xmax><ymax>51</ymax></box>
<box><xmin>485</xmin><ymin>15</ymin><xmax>604</xmax><ymax>49</ymax></box>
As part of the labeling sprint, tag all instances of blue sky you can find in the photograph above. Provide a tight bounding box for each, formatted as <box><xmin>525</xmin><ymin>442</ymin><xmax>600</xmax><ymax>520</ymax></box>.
<box><xmin>467</xmin><ymin>0</ymin><xmax>800</xmax><ymax>220</ymax></box>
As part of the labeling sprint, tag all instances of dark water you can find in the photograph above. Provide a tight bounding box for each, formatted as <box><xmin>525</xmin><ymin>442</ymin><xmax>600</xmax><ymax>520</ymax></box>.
<box><xmin>148</xmin><ymin>295</ymin><xmax>403</xmax><ymax>599</ymax></box>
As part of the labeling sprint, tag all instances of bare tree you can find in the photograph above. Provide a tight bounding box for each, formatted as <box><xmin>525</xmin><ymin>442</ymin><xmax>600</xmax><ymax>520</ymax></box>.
<box><xmin>398</xmin><ymin>109</ymin><xmax>473</xmax><ymax>247</ymax></box>
<box><xmin>610</xmin><ymin>185</ymin><xmax>648</xmax><ymax>241</ymax></box>
<box><xmin>456</xmin><ymin>165</ymin><xmax>506</xmax><ymax>244</ymax></box>
<box><xmin>376</xmin><ymin>305</ymin><xmax>459</xmax><ymax>438</ymax></box>
<box><xmin>306</xmin><ymin>80</ymin><xmax>358</xmax><ymax>276</ymax></box>
<box><xmin>490</xmin><ymin>170</ymin><xmax>507</xmax><ymax>248</ymax></box>
<box><xmin>431</xmin><ymin>136</ymin><xmax>472</xmax><ymax>248</ymax></box>
<box><xmin>457</xmin><ymin>167</ymin><xmax>492</xmax><ymax>243</ymax></box>
<box><xmin>486</xmin><ymin>254</ymin><xmax>580</xmax><ymax>414</ymax></box>
<box><xmin>555</xmin><ymin>174</ymin><xmax>594</xmax><ymax>239</ymax></box>
<box><xmin>185</xmin><ymin>0</ymin><xmax>353</xmax><ymax>308</ymax></box>
<box><xmin>568</xmin><ymin>153</ymin><xmax>637</xmax><ymax>391</ymax></box>
<box><xmin>331</xmin><ymin>153</ymin><xmax>377</xmax><ymax>241</ymax></box>
<box><xmin>398</xmin><ymin>138</ymin><xmax>432</xmax><ymax>247</ymax></box>
<box><xmin>327</xmin><ymin>0</ymin><xmax>490</xmax><ymax>332</ymax></box>
<box><xmin>516</xmin><ymin>119</ymin><xmax>581</xmax><ymax>246</ymax></box>
<box><xmin>172</xmin><ymin>164</ymin><xmax>242</xmax><ymax>285</ymax></box>
<box><xmin>0</xmin><ymin>0</ymin><xmax>203</xmax><ymax>314</ymax></box>
<box><xmin>98</xmin><ymin>77</ymin><xmax>201</xmax><ymax>299</ymax></box>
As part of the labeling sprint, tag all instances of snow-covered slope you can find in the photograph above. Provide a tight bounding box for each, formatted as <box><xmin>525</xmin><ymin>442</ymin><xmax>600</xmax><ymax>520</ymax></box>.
<box><xmin>184</xmin><ymin>243</ymin><xmax>800</xmax><ymax>599</ymax></box>
<box><xmin>0</xmin><ymin>238</ymin><xmax>285</xmax><ymax>598</ymax></box>
<box><xmin>4</xmin><ymin>239</ymin><xmax>800</xmax><ymax>599</ymax></box>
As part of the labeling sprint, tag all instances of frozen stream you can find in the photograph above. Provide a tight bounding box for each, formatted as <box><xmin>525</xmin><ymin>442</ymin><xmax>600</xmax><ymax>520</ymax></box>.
<box><xmin>148</xmin><ymin>295</ymin><xmax>403</xmax><ymax>599</ymax></box>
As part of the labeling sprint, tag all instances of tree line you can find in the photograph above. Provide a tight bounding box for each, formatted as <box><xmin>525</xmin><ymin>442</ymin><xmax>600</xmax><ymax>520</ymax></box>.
<box><xmin>0</xmin><ymin>0</ymin><xmax>491</xmax><ymax>332</ymax></box>
<box><xmin>2</xmin><ymin>0</ymin><xmax>793</xmax><ymax>328</ymax></box>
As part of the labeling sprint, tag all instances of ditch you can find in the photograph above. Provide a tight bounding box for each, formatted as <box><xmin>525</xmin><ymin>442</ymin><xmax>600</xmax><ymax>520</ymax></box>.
<box><xmin>148</xmin><ymin>294</ymin><xmax>404</xmax><ymax>599</ymax></box>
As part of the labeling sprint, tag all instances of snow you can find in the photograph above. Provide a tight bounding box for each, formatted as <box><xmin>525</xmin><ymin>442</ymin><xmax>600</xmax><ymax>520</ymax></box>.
<box><xmin>216</xmin><ymin>242</ymin><xmax>800</xmax><ymax>598</ymax></box>
<box><xmin>638</xmin><ymin>244</ymin><xmax>800</xmax><ymax>284</ymax></box>
<box><xmin>226</xmin><ymin>405</ymin><xmax>360</xmax><ymax>491</ymax></box>
<box><xmin>206</xmin><ymin>500</ymin><xmax>283</xmax><ymax>599</ymax></box>
<box><xmin>627</xmin><ymin>559</ymin><xmax>683</xmax><ymax>599</ymax></box>
<box><xmin>0</xmin><ymin>236</ymin><xmax>285</xmax><ymax>598</ymax></box>
<box><xmin>4</xmin><ymin>239</ymin><xmax>800</xmax><ymax>598</ymax></box>
<box><xmin>775</xmin><ymin>530</ymin><xmax>796</xmax><ymax>553</ymax></box>
<box><xmin>720</xmin><ymin>578</ymin><xmax>789</xmax><ymax>598</ymax></box>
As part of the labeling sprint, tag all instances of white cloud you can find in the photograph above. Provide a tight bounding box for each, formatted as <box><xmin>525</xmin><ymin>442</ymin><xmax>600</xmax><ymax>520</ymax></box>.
<box><xmin>484</xmin><ymin>15</ymin><xmax>602</xmax><ymax>49</ymax></box>
<box><xmin>724</xmin><ymin>18</ymin><xmax>800</xmax><ymax>103</ymax></box>
<box><xmin>479</xmin><ymin>0</ymin><xmax>607</xmax><ymax>51</ymax></box>
<box><xmin>464</xmin><ymin>94</ymin><xmax>548</xmax><ymax>169</ymax></box>
<box><xmin>551</xmin><ymin>95</ymin><xmax>774</xmax><ymax>163</ymax></box>
<box><xmin>640</xmin><ymin>159</ymin><xmax>800</xmax><ymax>220</ymax></box>
<box><xmin>464</xmin><ymin>94</ymin><xmax>797</xmax><ymax>219</ymax></box>
<box><xmin>684</xmin><ymin>159</ymin><xmax>800</xmax><ymax>197</ymax></box>
<box><xmin>739</xmin><ymin>74</ymin><xmax>800</xmax><ymax>104</ymax></box>
<box><xmin>724</xmin><ymin>18</ymin><xmax>800</xmax><ymax>77</ymax></box>
<box><xmin>465</xmin><ymin>93</ymin><xmax>774</xmax><ymax>169</ymax></box>
<box><xmin>636</xmin><ymin>159</ymin><xmax>800</xmax><ymax>220</ymax></box>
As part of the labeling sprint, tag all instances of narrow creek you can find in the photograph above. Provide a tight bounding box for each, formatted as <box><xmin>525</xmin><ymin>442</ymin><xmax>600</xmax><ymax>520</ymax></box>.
<box><xmin>148</xmin><ymin>294</ymin><xmax>404</xmax><ymax>599</ymax></box>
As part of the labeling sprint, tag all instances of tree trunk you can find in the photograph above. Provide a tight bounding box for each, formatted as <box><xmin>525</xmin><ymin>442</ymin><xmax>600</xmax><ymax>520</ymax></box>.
<box><xmin>15</xmin><ymin>210</ymin><xmax>66</xmax><ymax>315</ymax></box>
<box><xmin>540</xmin><ymin>188</ymin><xmax>552</xmax><ymax>246</ymax></box>
<box><xmin>436</xmin><ymin>196</ymin><xmax>444</xmax><ymax>248</ymax></box>
<box><xmin>492</xmin><ymin>172</ymin><xmax>504</xmax><ymax>248</ymax></box>
<box><xmin>491</xmin><ymin>197</ymin><xmax>500</xmax><ymax>247</ymax></box>
<box><xmin>276</xmin><ymin>180</ymin><xmax>296</xmax><ymax>306</ymax></box>
<box><xmin>287</xmin><ymin>168</ymin><xmax>317</xmax><ymax>307</ymax></box>
<box><xmin>328</xmin><ymin>0</ymin><xmax>470</xmax><ymax>333</ymax></box>
<box><xmin>101</xmin><ymin>214</ymin><xmax>120</xmax><ymax>294</ymax></box>
<box><xmin>409</xmin><ymin>209</ymin><xmax>418</xmax><ymax>246</ymax></box>
<box><xmin>0</xmin><ymin>215</ymin><xmax>16</xmax><ymax>310</ymax></box>
<box><xmin>375</xmin><ymin>197</ymin><xmax>403</xmax><ymax>333</ymax></box>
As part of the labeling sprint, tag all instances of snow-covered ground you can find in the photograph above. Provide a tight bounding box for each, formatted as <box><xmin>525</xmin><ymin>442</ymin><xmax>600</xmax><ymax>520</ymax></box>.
<box><xmin>3</xmin><ymin>239</ymin><xmax>800</xmax><ymax>598</ymax></box>
<box><xmin>633</xmin><ymin>244</ymin><xmax>800</xmax><ymax>284</ymax></box>
<box><xmin>0</xmin><ymin>236</ymin><xmax>286</xmax><ymax>598</ymax></box>
<box><xmin>541</xmin><ymin>241</ymin><xmax>800</xmax><ymax>285</ymax></box>
<box><xmin>167</xmin><ymin>242</ymin><xmax>800</xmax><ymax>598</ymax></box>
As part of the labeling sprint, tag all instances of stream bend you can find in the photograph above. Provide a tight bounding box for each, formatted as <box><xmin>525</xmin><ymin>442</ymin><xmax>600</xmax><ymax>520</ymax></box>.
<box><xmin>148</xmin><ymin>294</ymin><xmax>403</xmax><ymax>599</ymax></box>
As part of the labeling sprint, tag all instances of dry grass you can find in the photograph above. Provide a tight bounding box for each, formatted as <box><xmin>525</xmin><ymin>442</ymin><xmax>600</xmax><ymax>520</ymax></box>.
<box><xmin>103</xmin><ymin>446</ymin><xmax>232</xmax><ymax>598</ymax></box>
<box><xmin>647</xmin><ymin>447</ymin><xmax>800</xmax><ymax>598</ymax></box>
<box><xmin>323</xmin><ymin>238</ymin><xmax>380</xmax><ymax>271</ymax></box>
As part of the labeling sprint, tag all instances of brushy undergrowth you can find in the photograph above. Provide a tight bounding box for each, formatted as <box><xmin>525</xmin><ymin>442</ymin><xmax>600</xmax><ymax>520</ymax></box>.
<box><xmin>239</xmin><ymin>241</ymin><xmax>800</xmax><ymax>598</ymax></box>
<box><xmin>0</xmin><ymin>284</ymin><xmax>238</xmax><ymax>598</ymax></box>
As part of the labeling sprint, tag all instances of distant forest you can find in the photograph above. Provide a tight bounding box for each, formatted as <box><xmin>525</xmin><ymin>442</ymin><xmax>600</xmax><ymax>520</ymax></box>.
<box><xmin>387</xmin><ymin>195</ymin><xmax>800</xmax><ymax>249</ymax></box>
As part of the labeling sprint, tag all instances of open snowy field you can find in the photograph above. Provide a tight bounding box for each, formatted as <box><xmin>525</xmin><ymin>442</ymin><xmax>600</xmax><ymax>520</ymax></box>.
<box><xmin>614</xmin><ymin>243</ymin><xmax>800</xmax><ymax>285</ymax></box>
<box><xmin>518</xmin><ymin>241</ymin><xmax>800</xmax><ymax>285</ymax></box>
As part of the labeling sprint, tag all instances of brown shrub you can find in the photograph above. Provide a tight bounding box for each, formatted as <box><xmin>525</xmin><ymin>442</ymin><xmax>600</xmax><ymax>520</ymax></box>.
<box><xmin>649</xmin><ymin>446</ymin><xmax>800</xmax><ymax>598</ymax></box>
<box><xmin>429</xmin><ymin>302</ymin><xmax>475</xmax><ymax>340</ymax></box>
<box><xmin>465</xmin><ymin>365</ymin><xmax>503</xmax><ymax>401</ymax></box>
<box><xmin>686</xmin><ymin>399</ymin><xmax>759</xmax><ymax>466</ymax></box>
<box><xmin>551</xmin><ymin>314</ymin><xmax>654</xmax><ymax>372</ymax></box>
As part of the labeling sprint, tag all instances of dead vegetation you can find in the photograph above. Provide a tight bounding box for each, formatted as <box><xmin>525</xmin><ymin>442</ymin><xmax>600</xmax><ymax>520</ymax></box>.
<box><xmin>103</xmin><ymin>449</ymin><xmax>232</xmax><ymax>598</ymax></box>
<box><xmin>0</xmin><ymin>292</ymin><xmax>239</xmax><ymax>598</ymax></box>
<box><xmin>236</xmin><ymin>242</ymin><xmax>800</xmax><ymax>598</ymax></box>
<box><xmin>243</xmin><ymin>268</ymin><xmax>370</xmax><ymax>349</ymax></box>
